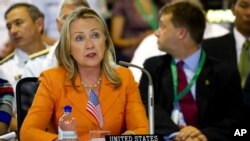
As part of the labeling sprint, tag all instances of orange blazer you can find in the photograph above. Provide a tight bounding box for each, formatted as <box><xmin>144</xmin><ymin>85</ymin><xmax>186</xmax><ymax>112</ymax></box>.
<box><xmin>20</xmin><ymin>66</ymin><xmax>148</xmax><ymax>141</ymax></box>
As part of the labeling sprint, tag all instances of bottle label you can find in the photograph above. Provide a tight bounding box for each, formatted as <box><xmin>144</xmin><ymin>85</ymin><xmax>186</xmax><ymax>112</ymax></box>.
<box><xmin>58</xmin><ymin>127</ymin><xmax>77</xmax><ymax>139</ymax></box>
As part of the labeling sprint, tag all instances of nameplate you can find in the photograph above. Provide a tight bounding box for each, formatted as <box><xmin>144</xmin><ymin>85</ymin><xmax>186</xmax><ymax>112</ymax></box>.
<box><xmin>105</xmin><ymin>135</ymin><xmax>165</xmax><ymax>141</ymax></box>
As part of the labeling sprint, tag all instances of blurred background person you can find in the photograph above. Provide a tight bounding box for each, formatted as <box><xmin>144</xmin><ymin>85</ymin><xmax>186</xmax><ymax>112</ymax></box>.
<box><xmin>0</xmin><ymin>40</ymin><xmax>14</xmax><ymax>61</ymax></box>
<box><xmin>23</xmin><ymin>0</ymin><xmax>90</xmax><ymax>78</ymax></box>
<box><xmin>202</xmin><ymin>0</ymin><xmax>250</xmax><ymax>87</ymax></box>
<box><xmin>31</xmin><ymin>0</ymin><xmax>61</xmax><ymax>45</ymax></box>
<box><xmin>111</xmin><ymin>0</ymin><xmax>169</xmax><ymax>62</ymax></box>
<box><xmin>86</xmin><ymin>0</ymin><xmax>111</xmax><ymax>20</ymax></box>
<box><xmin>20</xmin><ymin>7</ymin><xmax>148</xmax><ymax>141</ymax></box>
<box><xmin>0</xmin><ymin>0</ymin><xmax>30</xmax><ymax>59</ymax></box>
<box><xmin>0</xmin><ymin>78</ymin><xmax>14</xmax><ymax>135</ymax></box>
<box><xmin>0</xmin><ymin>0</ymin><xmax>57</xmax><ymax>55</ymax></box>
<box><xmin>0</xmin><ymin>3</ymin><xmax>47</xmax><ymax>88</ymax></box>
<box><xmin>0</xmin><ymin>3</ymin><xmax>49</xmax><ymax>133</ymax></box>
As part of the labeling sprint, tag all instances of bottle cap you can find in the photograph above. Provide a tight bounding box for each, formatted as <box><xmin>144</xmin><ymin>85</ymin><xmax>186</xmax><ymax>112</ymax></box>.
<box><xmin>64</xmin><ymin>105</ymin><xmax>72</xmax><ymax>112</ymax></box>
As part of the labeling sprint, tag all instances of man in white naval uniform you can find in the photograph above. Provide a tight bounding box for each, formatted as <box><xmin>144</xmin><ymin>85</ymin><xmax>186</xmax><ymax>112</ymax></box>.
<box><xmin>0</xmin><ymin>3</ymin><xmax>47</xmax><ymax>88</ymax></box>
<box><xmin>31</xmin><ymin>0</ymin><xmax>61</xmax><ymax>41</ymax></box>
<box><xmin>0</xmin><ymin>3</ymin><xmax>48</xmax><ymax>132</ymax></box>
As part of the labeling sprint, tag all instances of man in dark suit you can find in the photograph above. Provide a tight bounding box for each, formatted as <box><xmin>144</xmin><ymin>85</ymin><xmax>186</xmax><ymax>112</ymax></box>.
<box><xmin>139</xmin><ymin>1</ymin><xmax>246</xmax><ymax>140</ymax></box>
<box><xmin>202</xmin><ymin>0</ymin><xmax>250</xmax><ymax>86</ymax></box>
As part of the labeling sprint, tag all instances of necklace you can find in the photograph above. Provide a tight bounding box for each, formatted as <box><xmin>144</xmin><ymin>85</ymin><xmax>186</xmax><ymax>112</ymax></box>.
<box><xmin>81</xmin><ymin>77</ymin><xmax>102</xmax><ymax>89</ymax></box>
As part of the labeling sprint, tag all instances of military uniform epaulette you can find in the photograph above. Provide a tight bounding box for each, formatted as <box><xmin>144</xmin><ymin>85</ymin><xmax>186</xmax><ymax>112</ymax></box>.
<box><xmin>0</xmin><ymin>52</ymin><xmax>14</xmax><ymax>65</ymax></box>
<box><xmin>29</xmin><ymin>48</ymin><xmax>50</xmax><ymax>60</ymax></box>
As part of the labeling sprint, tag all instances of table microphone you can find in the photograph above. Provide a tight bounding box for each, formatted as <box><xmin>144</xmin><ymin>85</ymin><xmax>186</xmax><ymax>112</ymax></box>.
<box><xmin>119</xmin><ymin>61</ymin><xmax>154</xmax><ymax>134</ymax></box>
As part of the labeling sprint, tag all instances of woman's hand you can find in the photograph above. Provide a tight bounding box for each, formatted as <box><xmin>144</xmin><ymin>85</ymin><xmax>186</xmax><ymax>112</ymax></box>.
<box><xmin>122</xmin><ymin>130</ymin><xmax>136</xmax><ymax>135</ymax></box>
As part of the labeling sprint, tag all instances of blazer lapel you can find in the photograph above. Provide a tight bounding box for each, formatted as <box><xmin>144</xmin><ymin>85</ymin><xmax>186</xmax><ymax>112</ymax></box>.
<box><xmin>65</xmin><ymin>75</ymin><xmax>99</xmax><ymax>126</ymax></box>
<box><xmin>98</xmin><ymin>73</ymin><xmax>120</xmax><ymax>116</ymax></box>
<box><xmin>155</xmin><ymin>55</ymin><xmax>175</xmax><ymax>110</ymax></box>
<box><xmin>161</xmin><ymin>63</ymin><xmax>175</xmax><ymax>108</ymax></box>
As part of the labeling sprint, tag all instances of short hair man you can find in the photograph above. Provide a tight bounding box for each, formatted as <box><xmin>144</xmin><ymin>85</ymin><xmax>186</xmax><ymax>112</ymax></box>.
<box><xmin>0</xmin><ymin>3</ymin><xmax>47</xmax><ymax>86</ymax></box>
<box><xmin>139</xmin><ymin>1</ymin><xmax>245</xmax><ymax>140</ymax></box>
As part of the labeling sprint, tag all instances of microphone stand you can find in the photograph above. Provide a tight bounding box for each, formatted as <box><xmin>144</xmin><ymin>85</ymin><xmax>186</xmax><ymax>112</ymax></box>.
<box><xmin>119</xmin><ymin>61</ymin><xmax>154</xmax><ymax>134</ymax></box>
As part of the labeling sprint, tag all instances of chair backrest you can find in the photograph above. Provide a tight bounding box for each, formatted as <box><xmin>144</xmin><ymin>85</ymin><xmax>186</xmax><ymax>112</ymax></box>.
<box><xmin>16</xmin><ymin>77</ymin><xmax>39</xmax><ymax>135</ymax></box>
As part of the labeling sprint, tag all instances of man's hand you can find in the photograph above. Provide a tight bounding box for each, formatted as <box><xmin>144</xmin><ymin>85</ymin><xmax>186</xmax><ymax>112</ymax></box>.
<box><xmin>175</xmin><ymin>126</ymin><xmax>207</xmax><ymax>141</ymax></box>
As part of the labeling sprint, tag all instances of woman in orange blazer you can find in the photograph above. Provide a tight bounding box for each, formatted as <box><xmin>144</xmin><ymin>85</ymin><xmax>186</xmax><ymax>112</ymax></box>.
<box><xmin>20</xmin><ymin>7</ymin><xmax>148</xmax><ymax>141</ymax></box>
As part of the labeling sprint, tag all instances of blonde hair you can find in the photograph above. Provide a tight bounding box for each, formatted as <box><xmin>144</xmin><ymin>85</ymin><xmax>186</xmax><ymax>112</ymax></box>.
<box><xmin>55</xmin><ymin>7</ymin><xmax>121</xmax><ymax>88</ymax></box>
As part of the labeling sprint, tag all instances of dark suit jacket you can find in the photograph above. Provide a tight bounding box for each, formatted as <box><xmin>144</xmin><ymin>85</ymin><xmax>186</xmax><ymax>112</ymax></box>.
<box><xmin>243</xmin><ymin>73</ymin><xmax>250</xmax><ymax>126</ymax></box>
<box><xmin>139</xmin><ymin>53</ymin><xmax>246</xmax><ymax>141</ymax></box>
<box><xmin>202</xmin><ymin>33</ymin><xmax>238</xmax><ymax>70</ymax></box>
<box><xmin>244</xmin><ymin>74</ymin><xmax>250</xmax><ymax>111</ymax></box>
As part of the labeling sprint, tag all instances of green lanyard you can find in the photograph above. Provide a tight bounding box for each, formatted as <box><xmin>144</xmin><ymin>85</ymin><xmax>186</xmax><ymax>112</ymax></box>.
<box><xmin>134</xmin><ymin>0</ymin><xmax>158</xmax><ymax>30</ymax></box>
<box><xmin>171</xmin><ymin>50</ymin><xmax>206</xmax><ymax>104</ymax></box>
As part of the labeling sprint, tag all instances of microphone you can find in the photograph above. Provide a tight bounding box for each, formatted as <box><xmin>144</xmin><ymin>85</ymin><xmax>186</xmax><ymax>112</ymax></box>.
<box><xmin>119</xmin><ymin>61</ymin><xmax>154</xmax><ymax>134</ymax></box>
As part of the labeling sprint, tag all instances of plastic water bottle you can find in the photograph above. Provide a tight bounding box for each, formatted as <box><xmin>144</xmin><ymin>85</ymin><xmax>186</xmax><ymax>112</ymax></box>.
<box><xmin>58</xmin><ymin>105</ymin><xmax>78</xmax><ymax>141</ymax></box>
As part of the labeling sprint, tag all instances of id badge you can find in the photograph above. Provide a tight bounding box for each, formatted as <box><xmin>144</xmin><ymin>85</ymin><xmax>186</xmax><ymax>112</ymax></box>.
<box><xmin>178</xmin><ymin>112</ymin><xmax>187</xmax><ymax>127</ymax></box>
<box><xmin>171</xmin><ymin>105</ymin><xmax>179</xmax><ymax>124</ymax></box>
